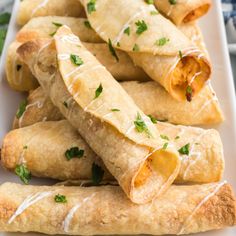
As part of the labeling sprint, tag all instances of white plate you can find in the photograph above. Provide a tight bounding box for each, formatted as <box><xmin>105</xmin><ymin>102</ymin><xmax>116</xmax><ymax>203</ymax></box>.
<box><xmin>0</xmin><ymin>0</ymin><xmax>236</xmax><ymax>235</ymax></box>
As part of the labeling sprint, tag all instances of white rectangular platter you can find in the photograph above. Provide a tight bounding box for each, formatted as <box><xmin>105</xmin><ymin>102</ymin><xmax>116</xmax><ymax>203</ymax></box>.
<box><xmin>0</xmin><ymin>0</ymin><xmax>236</xmax><ymax>235</ymax></box>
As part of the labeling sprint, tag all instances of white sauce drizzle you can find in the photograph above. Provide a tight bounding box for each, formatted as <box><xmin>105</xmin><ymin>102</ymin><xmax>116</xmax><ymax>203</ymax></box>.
<box><xmin>178</xmin><ymin>181</ymin><xmax>227</xmax><ymax>235</ymax></box>
<box><xmin>8</xmin><ymin>191</ymin><xmax>52</xmax><ymax>224</ymax></box>
<box><xmin>55</xmin><ymin>34</ymin><xmax>81</xmax><ymax>45</ymax></box>
<box><xmin>31</xmin><ymin>0</ymin><xmax>49</xmax><ymax>17</ymax></box>
<box><xmin>63</xmin><ymin>193</ymin><xmax>96</xmax><ymax>233</ymax></box>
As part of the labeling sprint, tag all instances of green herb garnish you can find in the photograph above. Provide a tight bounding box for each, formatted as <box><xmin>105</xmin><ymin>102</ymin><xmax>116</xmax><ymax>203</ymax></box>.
<box><xmin>16</xmin><ymin>100</ymin><xmax>27</xmax><ymax>119</ymax></box>
<box><xmin>63</xmin><ymin>101</ymin><xmax>68</xmax><ymax>108</ymax></box>
<box><xmin>169</xmin><ymin>0</ymin><xmax>177</xmax><ymax>5</ymax></box>
<box><xmin>135</xmin><ymin>20</ymin><xmax>148</xmax><ymax>35</ymax></box>
<box><xmin>108</xmin><ymin>39</ymin><xmax>119</xmax><ymax>62</ymax></box>
<box><xmin>111</xmin><ymin>108</ymin><xmax>120</xmax><ymax>112</ymax></box>
<box><xmin>150</xmin><ymin>10</ymin><xmax>159</xmax><ymax>15</ymax></box>
<box><xmin>65</xmin><ymin>147</ymin><xmax>84</xmax><ymax>160</ymax></box>
<box><xmin>23</xmin><ymin>145</ymin><xmax>28</xmax><ymax>149</ymax></box>
<box><xmin>15</xmin><ymin>164</ymin><xmax>31</xmax><ymax>185</ymax></box>
<box><xmin>160</xmin><ymin>134</ymin><xmax>169</xmax><ymax>141</ymax></box>
<box><xmin>186</xmin><ymin>85</ymin><xmax>193</xmax><ymax>102</ymax></box>
<box><xmin>163</xmin><ymin>142</ymin><xmax>169</xmax><ymax>150</ymax></box>
<box><xmin>155</xmin><ymin>37</ymin><xmax>170</xmax><ymax>46</ymax></box>
<box><xmin>178</xmin><ymin>143</ymin><xmax>190</xmax><ymax>155</ymax></box>
<box><xmin>84</xmin><ymin>20</ymin><xmax>92</xmax><ymax>29</ymax></box>
<box><xmin>92</xmin><ymin>163</ymin><xmax>104</xmax><ymax>185</ymax></box>
<box><xmin>148</xmin><ymin>114</ymin><xmax>158</xmax><ymax>124</ymax></box>
<box><xmin>133</xmin><ymin>43</ymin><xmax>140</xmax><ymax>52</ymax></box>
<box><xmin>94</xmin><ymin>83</ymin><xmax>103</xmax><ymax>99</ymax></box>
<box><xmin>175</xmin><ymin>136</ymin><xmax>180</xmax><ymax>140</ymax></box>
<box><xmin>54</xmin><ymin>194</ymin><xmax>67</xmax><ymax>203</ymax></box>
<box><xmin>134</xmin><ymin>113</ymin><xmax>151</xmax><ymax>137</ymax></box>
<box><xmin>179</xmin><ymin>50</ymin><xmax>183</xmax><ymax>59</ymax></box>
<box><xmin>50</xmin><ymin>22</ymin><xmax>63</xmax><ymax>36</ymax></box>
<box><xmin>0</xmin><ymin>12</ymin><xmax>11</xmax><ymax>25</ymax></box>
<box><xmin>70</xmin><ymin>54</ymin><xmax>84</xmax><ymax>66</ymax></box>
<box><xmin>87</xmin><ymin>0</ymin><xmax>96</xmax><ymax>14</ymax></box>
<box><xmin>145</xmin><ymin>0</ymin><xmax>154</xmax><ymax>4</ymax></box>
<box><xmin>124</xmin><ymin>27</ymin><xmax>130</xmax><ymax>36</ymax></box>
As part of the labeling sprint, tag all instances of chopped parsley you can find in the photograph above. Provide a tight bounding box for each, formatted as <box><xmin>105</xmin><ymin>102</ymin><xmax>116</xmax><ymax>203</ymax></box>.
<box><xmin>15</xmin><ymin>164</ymin><xmax>31</xmax><ymax>185</ymax></box>
<box><xmin>23</xmin><ymin>145</ymin><xmax>28</xmax><ymax>149</ymax></box>
<box><xmin>50</xmin><ymin>22</ymin><xmax>63</xmax><ymax>37</ymax></box>
<box><xmin>179</xmin><ymin>50</ymin><xmax>183</xmax><ymax>59</ymax></box>
<box><xmin>16</xmin><ymin>100</ymin><xmax>27</xmax><ymax>119</ymax></box>
<box><xmin>155</xmin><ymin>37</ymin><xmax>170</xmax><ymax>46</ymax></box>
<box><xmin>169</xmin><ymin>0</ymin><xmax>177</xmax><ymax>5</ymax></box>
<box><xmin>111</xmin><ymin>108</ymin><xmax>120</xmax><ymax>112</ymax></box>
<box><xmin>54</xmin><ymin>194</ymin><xmax>67</xmax><ymax>203</ymax></box>
<box><xmin>163</xmin><ymin>142</ymin><xmax>169</xmax><ymax>150</ymax></box>
<box><xmin>94</xmin><ymin>83</ymin><xmax>103</xmax><ymax>99</ymax></box>
<box><xmin>70</xmin><ymin>54</ymin><xmax>84</xmax><ymax>66</ymax></box>
<box><xmin>16</xmin><ymin>64</ymin><xmax>22</xmax><ymax>71</ymax></box>
<box><xmin>150</xmin><ymin>10</ymin><xmax>159</xmax><ymax>15</ymax></box>
<box><xmin>135</xmin><ymin>20</ymin><xmax>148</xmax><ymax>35</ymax></box>
<box><xmin>63</xmin><ymin>101</ymin><xmax>68</xmax><ymax>108</ymax></box>
<box><xmin>87</xmin><ymin>0</ymin><xmax>96</xmax><ymax>14</ymax></box>
<box><xmin>178</xmin><ymin>143</ymin><xmax>190</xmax><ymax>155</ymax></box>
<box><xmin>108</xmin><ymin>39</ymin><xmax>119</xmax><ymax>62</ymax></box>
<box><xmin>117</xmin><ymin>42</ymin><xmax>121</xmax><ymax>47</ymax></box>
<box><xmin>84</xmin><ymin>20</ymin><xmax>92</xmax><ymax>29</ymax></box>
<box><xmin>124</xmin><ymin>27</ymin><xmax>130</xmax><ymax>36</ymax></box>
<box><xmin>92</xmin><ymin>163</ymin><xmax>104</xmax><ymax>185</ymax></box>
<box><xmin>175</xmin><ymin>136</ymin><xmax>180</xmax><ymax>140</ymax></box>
<box><xmin>134</xmin><ymin>113</ymin><xmax>151</xmax><ymax>137</ymax></box>
<box><xmin>186</xmin><ymin>85</ymin><xmax>193</xmax><ymax>102</ymax></box>
<box><xmin>65</xmin><ymin>147</ymin><xmax>84</xmax><ymax>160</ymax></box>
<box><xmin>145</xmin><ymin>0</ymin><xmax>154</xmax><ymax>4</ymax></box>
<box><xmin>160</xmin><ymin>134</ymin><xmax>169</xmax><ymax>141</ymax></box>
<box><xmin>0</xmin><ymin>12</ymin><xmax>11</xmax><ymax>25</ymax></box>
<box><xmin>133</xmin><ymin>43</ymin><xmax>140</xmax><ymax>52</ymax></box>
<box><xmin>148</xmin><ymin>114</ymin><xmax>158</xmax><ymax>124</ymax></box>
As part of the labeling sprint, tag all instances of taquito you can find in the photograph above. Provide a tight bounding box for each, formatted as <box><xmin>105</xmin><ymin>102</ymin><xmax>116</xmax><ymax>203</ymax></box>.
<box><xmin>17</xmin><ymin>0</ymin><xmax>84</xmax><ymax>26</ymax></box>
<box><xmin>154</xmin><ymin>0</ymin><xmax>212</xmax><ymax>25</ymax></box>
<box><xmin>12</xmin><ymin>82</ymin><xmax>224</xmax><ymax>129</ymax></box>
<box><xmin>2</xmin><ymin>120</ymin><xmax>224</xmax><ymax>183</ymax></box>
<box><xmin>81</xmin><ymin>0</ymin><xmax>211</xmax><ymax>101</ymax></box>
<box><xmin>0</xmin><ymin>182</ymin><xmax>235</xmax><ymax>235</ymax></box>
<box><xmin>17</xmin><ymin>26</ymin><xmax>180</xmax><ymax>204</ymax></box>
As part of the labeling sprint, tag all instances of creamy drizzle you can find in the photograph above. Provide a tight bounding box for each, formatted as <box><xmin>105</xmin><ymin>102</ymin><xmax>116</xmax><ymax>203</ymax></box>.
<box><xmin>31</xmin><ymin>0</ymin><xmax>49</xmax><ymax>17</ymax></box>
<box><xmin>8</xmin><ymin>191</ymin><xmax>52</xmax><ymax>224</ymax></box>
<box><xmin>178</xmin><ymin>181</ymin><xmax>227</xmax><ymax>235</ymax></box>
<box><xmin>63</xmin><ymin>193</ymin><xmax>96</xmax><ymax>233</ymax></box>
<box><xmin>55</xmin><ymin>34</ymin><xmax>81</xmax><ymax>45</ymax></box>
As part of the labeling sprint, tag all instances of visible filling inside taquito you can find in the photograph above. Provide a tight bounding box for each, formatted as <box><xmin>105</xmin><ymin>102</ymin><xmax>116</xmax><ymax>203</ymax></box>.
<box><xmin>132</xmin><ymin>149</ymin><xmax>179</xmax><ymax>203</ymax></box>
<box><xmin>170</xmin><ymin>55</ymin><xmax>210</xmax><ymax>101</ymax></box>
<box><xmin>183</xmin><ymin>4</ymin><xmax>211</xmax><ymax>23</ymax></box>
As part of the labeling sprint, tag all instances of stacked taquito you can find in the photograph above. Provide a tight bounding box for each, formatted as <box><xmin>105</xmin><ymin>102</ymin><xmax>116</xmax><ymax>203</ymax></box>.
<box><xmin>17</xmin><ymin>0</ymin><xmax>212</xmax><ymax>26</ymax></box>
<box><xmin>1</xmin><ymin>119</ymin><xmax>224</xmax><ymax>183</ymax></box>
<box><xmin>0</xmin><ymin>182</ymin><xmax>235</xmax><ymax>235</ymax></box>
<box><xmin>6</xmin><ymin>16</ymin><xmax>223</xmax><ymax>125</ymax></box>
<box><xmin>16</xmin><ymin>26</ymin><xmax>181</xmax><ymax>204</ymax></box>
<box><xmin>80</xmin><ymin>0</ymin><xmax>211</xmax><ymax>101</ymax></box>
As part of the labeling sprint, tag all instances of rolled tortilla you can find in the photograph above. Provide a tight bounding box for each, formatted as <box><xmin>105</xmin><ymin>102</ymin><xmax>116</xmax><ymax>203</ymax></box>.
<box><xmin>0</xmin><ymin>182</ymin><xmax>235</xmax><ymax>235</ymax></box>
<box><xmin>16</xmin><ymin>0</ymin><xmax>84</xmax><ymax>26</ymax></box>
<box><xmin>3</xmin><ymin>120</ymin><xmax>224</xmax><ymax>183</ymax></box>
<box><xmin>17</xmin><ymin>27</ymin><xmax>180</xmax><ymax>204</ymax></box>
<box><xmin>81</xmin><ymin>0</ymin><xmax>211</xmax><ymax>101</ymax></box>
<box><xmin>154</xmin><ymin>0</ymin><xmax>212</xmax><ymax>25</ymax></box>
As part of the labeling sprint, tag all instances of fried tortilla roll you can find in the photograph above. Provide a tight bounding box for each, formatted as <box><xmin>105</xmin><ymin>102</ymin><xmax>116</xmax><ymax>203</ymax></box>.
<box><xmin>13</xmin><ymin>82</ymin><xmax>223</xmax><ymax>129</ymax></box>
<box><xmin>3</xmin><ymin>120</ymin><xmax>224</xmax><ymax>183</ymax></box>
<box><xmin>0</xmin><ymin>182</ymin><xmax>235</xmax><ymax>235</ymax></box>
<box><xmin>17</xmin><ymin>0</ymin><xmax>84</xmax><ymax>26</ymax></box>
<box><xmin>1</xmin><ymin>120</ymin><xmax>112</xmax><ymax>181</ymax></box>
<box><xmin>82</xmin><ymin>0</ymin><xmax>211</xmax><ymax>101</ymax></box>
<box><xmin>154</xmin><ymin>0</ymin><xmax>212</xmax><ymax>25</ymax></box>
<box><xmin>17</xmin><ymin>27</ymin><xmax>180</xmax><ymax>204</ymax></box>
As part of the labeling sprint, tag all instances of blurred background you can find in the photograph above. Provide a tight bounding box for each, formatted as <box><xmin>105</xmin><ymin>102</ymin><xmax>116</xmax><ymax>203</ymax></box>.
<box><xmin>0</xmin><ymin>0</ymin><xmax>236</xmax><ymax>87</ymax></box>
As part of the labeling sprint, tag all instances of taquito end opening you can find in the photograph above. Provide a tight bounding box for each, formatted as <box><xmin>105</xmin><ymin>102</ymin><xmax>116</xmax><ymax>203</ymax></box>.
<box><xmin>131</xmin><ymin>149</ymin><xmax>180</xmax><ymax>204</ymax></box>
<box><xmin>183</xmin><ymin>4</ymin><xmax>211</xmax><ymax>23</ymax></box>
<box><xmin>170</xmin><ymin>54</ymin><xmax>211</xmax><ymax>102</ymax></box>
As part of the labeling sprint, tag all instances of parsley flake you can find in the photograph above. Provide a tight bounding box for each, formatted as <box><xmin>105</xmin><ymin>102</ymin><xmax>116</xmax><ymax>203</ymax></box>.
<box><xmin>50</xmin><ymin>22</ymin><xmax>63</xmax><ymax>36</ymax></box>
<box><xmin>108</xmin><ymin>39</ymin><xmax>119</xmax><ymax>62</ymax></box>
<box><xmin>135</xmin><ymin>20</ymin><xmax>148</xmax><ymax>35</ymax></box>
<box><xmin>169</xmin><ymin>0</ymin><xmax>177</xmax><ymax>5</ymax></box>
<box><xmin>70</xmin><ymin>54</ymin><xmax>84</xmax><ymax>66</ymax></box>
<box><xmin>111</xmin><ymin>108</ymin><xmax>120</xmax><ymax>112</ymax></box>
<box><xmin>16</xmin><ymin>100</ymin><xmax>27</xmax><ymax>119</ymax></box>
<box><xmin>163</xmin><ymin>142</ymin><xmax>169</xmax><ymax>150</ymax></box>
<box><xmin>15</xmin><ymin>164</ymin><xmax>31</xmax><ymax>185</ymax></box>
<box><xmin>145</xmin><ymin>0</ymin><xmax>154</xmax><ymax>4</ymax></box>
<box><xmin>63</xmin><ymin>101</ymin><xmax>68</xmax><ymax>108</ymax></box>
<box><xmin>175</xmin><ymin>136</ymin><xmax>180</xmax><ymax>140</ymax></box>
<box><xmin>65</xmin><ymin>147</ymin><xmax>84</xmax><ymax>160</ymax></box>
<box><xmin>94</xmin><ymin>83</ymin><xmax>103</xmax><ymax>99</ymax></box>
<box><xmin>87</xmin><ymin>0</ymin><xmax>96</xmax><ymax>14</ymax></box>
<box><xmin>148</xmin><ymin>114</ymin><xmax>158</xmax><ymax>124</ymax></box>
<box><xmin>92</xmin><ymin>163</ymin><xmax>104</xmax><ymax>185</ymax></box>
<box><xmin>55</xmin><ymin>194</ymin><xmax>67</xmax><ymax>203</ymax></box>
<box><xmin>160</xmin><ymin>134</ymin><xmax>169</xmax><ymax>141</ymax></box>
<box><xmin>133</xmin><ymin>43</ymin><xmax>140</xmax><ymax>52</ymax></box>
<box><xmin>186</xmin><ymin>85</ymin><xmax>193</xmax><ymax>102</ymax></box>
<box><xmin>155</xmin><ymin>37</ymin><xmax>170</xmax><ymax>46</ymax></box>
<box><xmin>124</xmin><ymin>27</ymin><xmax>130</xmax><ymax>36</ymax></box>
<box><xmin>179</xmin><ymin>50</ymin><xmax>183</xmax><ymax>59</ymax></box>
<box><xmin>178</xmin><ymin>143</ymin><xmax>190</xmax><ymax>155</ymax></box>
<box><xmin>134</xmin><ymin>113</ymin><xmax>151</xmax><ymax>137</ymax></box>
<box><xmin>84</xmin><ymin>20</ymin><xmax>92</xmax><ymax>29</ymax></box>
<box><xmin>150</xmin><ymin>10</ymin><xmax>159</xmax><ymax>15</ymax></box>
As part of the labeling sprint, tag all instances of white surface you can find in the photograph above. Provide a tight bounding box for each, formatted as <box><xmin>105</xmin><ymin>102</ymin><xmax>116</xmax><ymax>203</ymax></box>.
<box><xmin>0</xmin><ymin>0</ymin><xmax>235</xmax><ymax>235</ymax></box>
